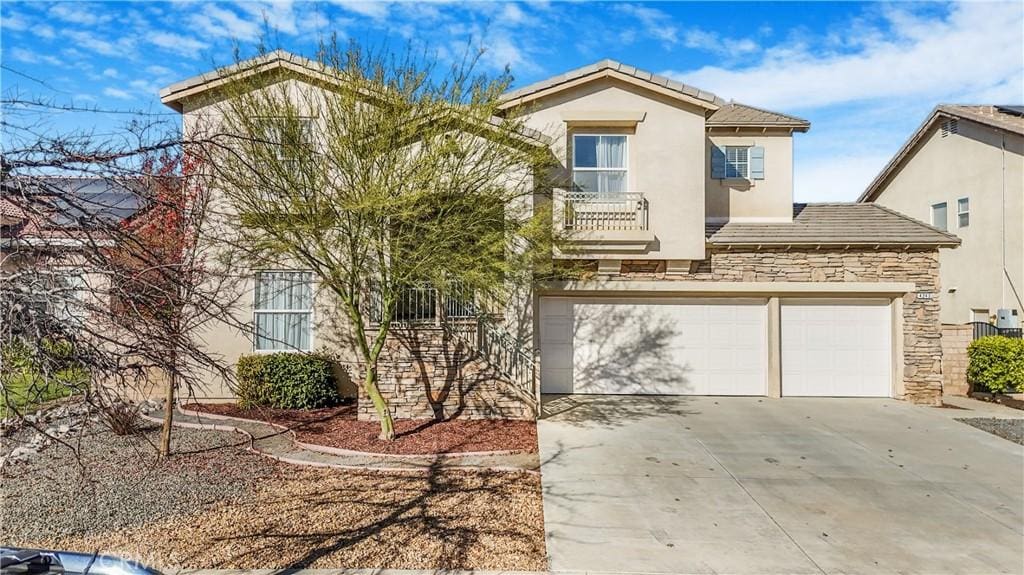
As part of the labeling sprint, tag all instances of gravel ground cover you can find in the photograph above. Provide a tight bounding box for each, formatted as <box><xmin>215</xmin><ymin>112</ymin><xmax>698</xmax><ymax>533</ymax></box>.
<box><xmin>956</xmin><ymin>417</ymin><xmax>1024</xmax><ymax>445</ymax></box>
<box><xmin>2</xmin><ymin>418</ymin><xmax>547</xmax><ymax>571</ymax></box>
<box><xmin>186</xmin><ymin>402</ymin><xmax>538</xmax><ymax>455</ymax></box>
<box><xmin>1</xmin><ymin>422</ymin><xmax>279</xmax><ymax>541</ymax></box>
<box><xmin>18</xmin><ymin>467</ymin><xmax>547</xmax><ymax>571</ymax></box>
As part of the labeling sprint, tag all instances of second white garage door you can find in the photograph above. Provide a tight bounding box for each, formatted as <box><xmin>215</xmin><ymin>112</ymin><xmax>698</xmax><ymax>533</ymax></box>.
<box><xmin>539</xmin><ymin>297</ymin><xmax>767</xmax><ymax>395</ymax></box>
<box><xmin>781</xmin><ymin>300</ymin><xmax>893</xmax><ymax>397</ymax></box>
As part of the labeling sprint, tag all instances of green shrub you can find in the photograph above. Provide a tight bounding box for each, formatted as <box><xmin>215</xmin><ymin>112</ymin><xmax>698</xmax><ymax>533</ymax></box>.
<box><xmin>236</xmin><ymin>352</ymin><xmax>340</xmax><ymax>409</ymax></box>
<box><xmin>967</xmin><ymin>336</ymin><xmax>1024</xmax><ymax>394</ymax></box>
<box><xmin>1</xmin><ymin>338</ymin><xmax>89</xmax><ymax>416</ymax></box>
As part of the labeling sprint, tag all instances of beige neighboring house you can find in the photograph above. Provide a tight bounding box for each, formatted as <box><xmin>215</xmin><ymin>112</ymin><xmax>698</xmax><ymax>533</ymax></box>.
<box><xmin>159</xmin><ymin>52</ymin><xmax>960</xmax><ymax>418</ymax></box>
<box><xmin>859</xmin><ymin>105</ymin><xmax>1024</xmax><ymax>328</ymax></box>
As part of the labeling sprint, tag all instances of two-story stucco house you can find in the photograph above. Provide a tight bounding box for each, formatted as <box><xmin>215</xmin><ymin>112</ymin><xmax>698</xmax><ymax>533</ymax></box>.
<box><xmin>160</xmin><ymin>52</ymin><xmax>959</xmax><ymax>417</ymax></box>
<box><xmin>858</xmin><ymin>105</ymin><xmax>1023</xmax><ymax>330</ymax></box>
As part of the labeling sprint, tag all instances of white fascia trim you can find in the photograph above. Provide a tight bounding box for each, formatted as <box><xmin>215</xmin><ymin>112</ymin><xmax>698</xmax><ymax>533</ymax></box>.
<box><xmin>538</xmin><ymin>280</ymin><xmax>917</xmax><ymax>296</ymax></box>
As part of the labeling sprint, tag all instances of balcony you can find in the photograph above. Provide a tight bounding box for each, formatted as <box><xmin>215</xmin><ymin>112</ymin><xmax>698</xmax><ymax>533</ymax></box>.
<box><xmin>555</xmin><ymin>191</ymin><xmax>656</xmax><ymax>256</ymax></box>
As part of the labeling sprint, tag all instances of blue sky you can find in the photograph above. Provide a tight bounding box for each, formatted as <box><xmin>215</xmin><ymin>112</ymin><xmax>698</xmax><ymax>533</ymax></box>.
<box><xmin>2</xmin><ymin>1</ymin><xmax>1022</xmax><ymax>201</ymax></box>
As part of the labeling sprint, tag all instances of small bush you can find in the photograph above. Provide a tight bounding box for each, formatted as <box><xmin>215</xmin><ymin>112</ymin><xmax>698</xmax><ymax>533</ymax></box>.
<box><xmin>236</xmin><ymin>352</ymin><xmax>340</xmax><ymax>409</ymax></box>
<box><xmin>98</xmin><ymin>400</ymin><xmax>141</xmax><ymax>436</ymax></box>
<box><xmin>967</xmin><ymin>336</ymin><xmax>1024</xmax><ymax>394</ymax></box>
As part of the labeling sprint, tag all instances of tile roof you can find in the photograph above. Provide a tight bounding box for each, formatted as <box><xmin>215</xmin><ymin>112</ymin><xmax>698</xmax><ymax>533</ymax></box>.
<box><xmin>859</xmin><ymin>104</ymin><xmax>1024</xmax><ymax>201</ymax></box>
<box><xmin>706</xmin><ymin>103</ymin><xmax>810</xmax><ymax>131</ymax></box>
<box><xmin>706</xmin><ymin>203</ymin><xmax>960</xmax><ymax>247</ymax></box>
<box><xmin>500</xmin><ymin>59</ymin><xmax>726</xmax><ymax>108</ymax></box>
<box><xmin>936</xmin><ymin>104</ymin><xmax>1024</xmax><ymax>137</ymax></box>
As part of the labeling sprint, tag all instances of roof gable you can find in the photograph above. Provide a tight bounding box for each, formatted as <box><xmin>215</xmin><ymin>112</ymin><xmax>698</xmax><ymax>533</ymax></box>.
<box><xmin>859</xmin><ymin>104</ymin><xmax>1024</xmax><ymax>202</ymax></box>
<box><xmin>498</xmin><ymin>59</ymin><xmax>725</xmax><ymax>112</ymax></box>
<box><xmin>160</xmin><ymin>50</ymin><xmax>344</xmax><ymax>112</ymax></box>
<box><xmin>159</xmin><ymin>50</ymin><xmax>549</xmax><ymax>147</ymax></box>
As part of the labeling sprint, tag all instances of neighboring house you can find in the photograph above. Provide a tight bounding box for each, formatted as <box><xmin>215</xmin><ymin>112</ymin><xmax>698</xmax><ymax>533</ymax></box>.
<box><xmin>0</xmin><ymin>177</ymin><xmax>145</xmax><ymax>327</ymax></box>
<box><xmin>160</xmin><ymin>52</ymin><xmax>960</xmax><ymax>417</ymax></box>
<box><xmin>858</xmin><ymin>105</ymin><xmax>1024</xmax><ymax>329</ymax></box>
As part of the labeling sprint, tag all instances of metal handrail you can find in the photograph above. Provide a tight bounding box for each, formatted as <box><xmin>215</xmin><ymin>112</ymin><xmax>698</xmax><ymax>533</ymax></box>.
<box><xmin>561</xmin><ymin>191</ymin><xmax>648</xmax><ymax>231</ymax></box>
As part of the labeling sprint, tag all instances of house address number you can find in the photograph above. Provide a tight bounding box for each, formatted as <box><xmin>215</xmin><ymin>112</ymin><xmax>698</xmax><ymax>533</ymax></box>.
<box><xmin>915</xmin><ymin>292</ymin><xmax>936</xmax><ymax>300</ymax></box>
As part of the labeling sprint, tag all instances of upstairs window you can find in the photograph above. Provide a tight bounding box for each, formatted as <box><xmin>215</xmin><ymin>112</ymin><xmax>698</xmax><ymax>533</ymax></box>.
<box><xmin>258</xmin><ymin>116</ymin><xmax>316</xmax><ymax>165</ymax></box>
<box><xmin>572</xmin><ymin>134</ymin><xmax>627</xmax><ymax>194</ymax></box>
<box><xmin>725</xmin><ymin>146</ymin><xmax>749</xmax><ymax>179</ymax></box>
<box><xmin>254</xmin><ymin>271</ymin><xmax>313</xmax><ymax>351</ymax></box>
<box><xmin>712</xmin><ymin>145</ymin><xmax>765</xmax><ymax>180</ymax></box>
<box><xmin>957</xmin><ymin>197</ymin><xmax>970</xmax><ymax>228</ymax></box>
<box><xmin>931</xmin><ymin>202</ymin><xmax>948</xmax><ymax>231</ymax></box>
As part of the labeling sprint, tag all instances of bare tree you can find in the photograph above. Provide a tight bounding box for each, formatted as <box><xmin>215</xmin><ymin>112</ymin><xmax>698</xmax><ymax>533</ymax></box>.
<box><xmin>1</xmin><ymin>91</ymin><xmax>244</xmax><ymax>457</ymax></box>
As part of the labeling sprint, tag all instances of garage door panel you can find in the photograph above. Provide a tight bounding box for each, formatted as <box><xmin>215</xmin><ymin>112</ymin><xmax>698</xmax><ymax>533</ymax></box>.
<box><xmin>539</xmin><ymin>297</ymin><xmax>767</xmax><ymax>396</ymax></box>
<box><xmin>782</xmin><ymin>301</ymin><xmax>892</xmax><ymax>397</ymax></box>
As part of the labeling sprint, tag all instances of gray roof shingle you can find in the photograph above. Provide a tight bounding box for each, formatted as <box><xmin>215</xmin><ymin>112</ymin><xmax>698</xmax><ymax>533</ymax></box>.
<box><xmin>707</xmin><ymin>103</ymin><xmax>810</xmax><ymax>131</ymax></box>
<box><xmin>706</xmin><ymin>203</ymin><xmax>960</xmax><ymax>247</ymax></box>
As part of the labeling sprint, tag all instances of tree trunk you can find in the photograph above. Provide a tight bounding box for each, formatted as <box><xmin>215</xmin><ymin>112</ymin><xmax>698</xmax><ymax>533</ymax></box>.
<box><xmin>364</xmin><ymin>366</ymin><xmax>395</xmax><ymax>440</ymax></box>
<box><xmin>159</xmin><ymin>369</ymin><xmax>175</xmax><ymax>457</ymax></box>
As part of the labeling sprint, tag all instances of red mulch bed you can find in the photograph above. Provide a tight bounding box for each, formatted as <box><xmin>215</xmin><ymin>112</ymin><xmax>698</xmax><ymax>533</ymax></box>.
<box><xmin>183</xmin><ymin>402</ymin><xmax>537</xmax><ymax>455</ymax></box>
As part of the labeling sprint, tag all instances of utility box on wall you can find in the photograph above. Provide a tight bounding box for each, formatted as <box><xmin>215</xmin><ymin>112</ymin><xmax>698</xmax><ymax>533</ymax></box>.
<box><xmin>996</xmin><ymin>308</ymin><xmax>1020</xmax><ymax>329</ymax></box>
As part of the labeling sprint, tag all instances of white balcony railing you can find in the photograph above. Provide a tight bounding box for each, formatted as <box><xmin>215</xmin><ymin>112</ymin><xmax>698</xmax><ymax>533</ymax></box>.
<box><xmin>561</xmin><ymin>191</ymin><xmax>648</xmax><ymax>231</ymax></box>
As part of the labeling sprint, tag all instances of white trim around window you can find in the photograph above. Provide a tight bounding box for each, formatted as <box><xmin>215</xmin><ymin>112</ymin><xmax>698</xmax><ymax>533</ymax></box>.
<box><xmin>957</xmin><ymin>197</ymin><xmax>969</xmax><ymax>228</ymax></box>
<box><xmin>571</xmin><ymin>134</ymin><xmax>628</xmax><ymax>194</ymax></box>
<box><xmin>931</xmin><ymin>202</ymin><xmax>948</xmax><ymax>231</ymax></box>
<box><xmin>252</xmin><ymin>270</ymin><xmax>315</xmax><ymax>352</ymax></box>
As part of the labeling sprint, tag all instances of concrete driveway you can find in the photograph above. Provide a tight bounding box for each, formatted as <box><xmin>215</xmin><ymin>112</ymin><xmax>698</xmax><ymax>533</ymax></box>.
<box><xmin>538</xmin><ymin>395</ymin><xmax>1023</xmax><ymax>575</ymax></box>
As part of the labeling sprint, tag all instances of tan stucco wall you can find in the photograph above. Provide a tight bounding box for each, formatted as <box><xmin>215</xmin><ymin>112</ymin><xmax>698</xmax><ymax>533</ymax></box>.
<box><xmin>513</xmin><ymin>77</ymin><xmax>709</xmax><ymax>261</ymax></box>
<box><xmin>705</xmin><ymin>130</ymin><xmax>795</xmax><ymax>222</ymax></box>
<box><xmin>178</xmin><ymin>76</ymin><xmax>537</xmax><ymax>400</ymax></box>
<box><xmin>871</xmin><ymin>120</ymin><xmax>1024</xmax><ymax>324</ymax></box>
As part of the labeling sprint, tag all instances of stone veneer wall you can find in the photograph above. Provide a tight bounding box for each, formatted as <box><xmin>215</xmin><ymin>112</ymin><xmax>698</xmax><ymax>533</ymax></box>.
<box><xmin>618</xmin><ymin>249</ymin><xmax>944</xmax><ymax>404</ymax></box>
<box><xmin>354</xmin><ymin>326</ymin><xmax>535</xmax><ymax>422</ymax></box>
<box><xmin>940</xmin><ymin>324</ymin><xmax>972</xmax><ymax>396</ymax></box>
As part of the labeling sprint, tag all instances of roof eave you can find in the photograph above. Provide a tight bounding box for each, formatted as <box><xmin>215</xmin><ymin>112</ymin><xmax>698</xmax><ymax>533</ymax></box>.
<box><xmin>707</xmin><ymin>240</ymin><xmax>960</xmax><ymax>249</ymax></box>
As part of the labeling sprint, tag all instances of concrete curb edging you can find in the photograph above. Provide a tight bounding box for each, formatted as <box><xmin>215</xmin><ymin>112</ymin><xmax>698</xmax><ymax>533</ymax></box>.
<box><xmin>176</xmin><ymin>405</ymin><xmax>532</xmax><ymax>459</ymax></box>
<box><xmin>140</xmin><ymin>411</ymin><xmax>539</xmax><ymax>475</ymax></box>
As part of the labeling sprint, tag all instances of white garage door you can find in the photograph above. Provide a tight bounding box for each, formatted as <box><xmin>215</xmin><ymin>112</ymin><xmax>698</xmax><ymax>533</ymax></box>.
<box><xmin>781</xmin><ymin>300</ymin><xmax>892</xmax><ymax>397</ymax></box>
<box><xmin>539</xmin><ymin>297</ymin><xmax>767</xmax><ymax>395</ymax></box>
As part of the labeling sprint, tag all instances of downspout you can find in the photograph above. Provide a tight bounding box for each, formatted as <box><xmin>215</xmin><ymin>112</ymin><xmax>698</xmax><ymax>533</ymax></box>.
<box><xmin>1001</xmin><ymin>132</ymin><xmax>1024</xmax><ymax>312</ymax></box>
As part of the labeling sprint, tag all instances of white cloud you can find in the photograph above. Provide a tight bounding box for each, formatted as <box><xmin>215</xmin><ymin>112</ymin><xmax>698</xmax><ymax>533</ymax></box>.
<box><xmin>150</xmin><ymin>31</ymin><xmax>209</xmax><ymax>56</ymax></box>
<box><xmin>665</xmin><ymin>2</ymin><xmax>1024</xmax><ymax>110</ymax></box>
<box><xmin>330</xmin><ymin>1</ymin><xmax>390</xmax><ymax>21</ymax></box>
<box><xmin>48</xmin><ymin>3</ymin><xmax>113</xmax><ymax>26</ymax></box>
<box><xmin>1</xmin><ymin>11</ymin><xmax>31</xmax><ymax>31</ymax></box>
<box><xmin>615</xmin><ymin>4</ymin><xmax>678</xmax><ymax>47</ymax></box>
<box><xmin>102</xmin><ymin>68</ymin><xmax>119</xmax><ymax>78</ymax></box>
<box><xmin>658</xmin><ymin>2</ymin><xmax>1024</xmax><ymax>203</ymax></box>
<box><xmin>8</xmin><ymin>47</ymin><xmax>62</xmax><ymax>67</ymax></box>
<box><xmin>145</xmin><ymin>65</ymin><xmax>175</xmax><ymax>76</ymax></box>
<box><xmin>129</xmin><ymin>79</ymin><xmax>162</xmax><ymax>96</ymax></box>
<box><xmin>189</xmin><ymin>4</ymin><xmax>262</xmax><ymax>40</ymax></box>
<box><xmin>103</xmin><ymin>87</ymin><xmax>133</xmax><ymax>100</ymax></box>
<box><xmin>237</xmin><ymin>1</ymin><xmax>299</xmax><ymax>35</ymax></box>
<box><xmin>64</xmin><ymin>30</ymin><xmax>134</xmax><ymax>57</ymax></box>
<box><xmin>682</xmin><ymin>29</ymin><xmax>759</xmax><ymax>56</ymax></box>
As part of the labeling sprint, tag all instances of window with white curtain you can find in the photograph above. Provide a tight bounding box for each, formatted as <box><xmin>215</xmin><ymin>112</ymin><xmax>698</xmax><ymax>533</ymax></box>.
<box><xmin>254</xmin><ymin>271</ymin><xmax>313</xmax><ymax>351</ymax></box>
<box><xmin>572</xmin><ymin>134</ymin><xmax>627</xmax><ymax>194</ymax></box>
<box><xmin>931</xmin><ymin>202</ymin><xmax>948</xmax><ymax>231</ymax></box>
